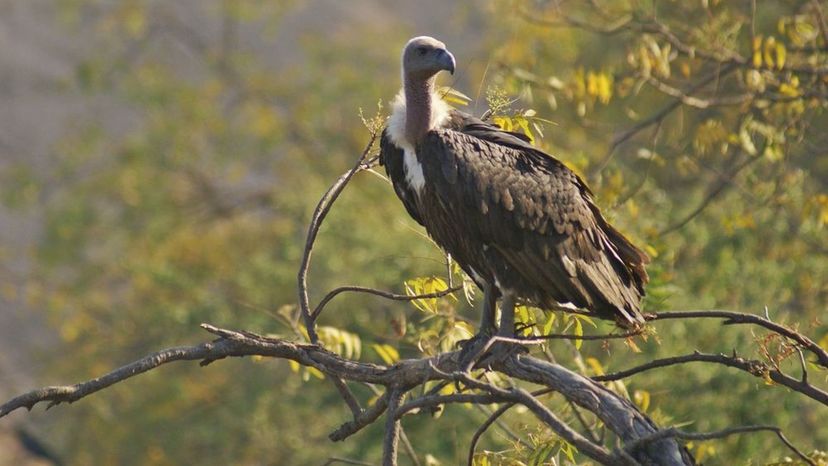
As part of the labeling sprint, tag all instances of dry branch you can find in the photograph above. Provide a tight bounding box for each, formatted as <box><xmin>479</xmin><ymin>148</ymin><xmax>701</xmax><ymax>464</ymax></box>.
<box><xmin>593</xmin><ymin>351</ymin><xmax>828</xmax><ymax>406</ymax></box>
<box><xmin>0</xmin><ymin>323</ymin><xmax>696</xmax><ymax>465</ymax></box>
<box><xmin>651</xmin><ymin>310</ymin><xmax>828</xmax><ymax>368</ymax></box>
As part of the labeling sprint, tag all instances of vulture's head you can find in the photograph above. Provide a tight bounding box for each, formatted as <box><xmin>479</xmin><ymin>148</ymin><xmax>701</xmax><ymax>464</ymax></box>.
<box><xmin>402</xmin><ymin>36</ymin><xmax>455</xmax><ymax>80</ymax></box>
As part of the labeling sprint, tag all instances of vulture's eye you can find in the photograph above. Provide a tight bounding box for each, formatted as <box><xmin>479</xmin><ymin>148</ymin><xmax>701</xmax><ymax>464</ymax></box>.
<box><xmin>417</xmin><ymin>46</ymin><xmax>428</xmax><ymax>55</ymax></box>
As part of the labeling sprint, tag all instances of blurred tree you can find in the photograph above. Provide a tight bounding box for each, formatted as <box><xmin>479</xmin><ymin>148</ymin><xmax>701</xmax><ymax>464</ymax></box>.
<box><xmin>1</xmin><ymin>0</ymin><xmax>826</xmax><ymax>465</ymax></box>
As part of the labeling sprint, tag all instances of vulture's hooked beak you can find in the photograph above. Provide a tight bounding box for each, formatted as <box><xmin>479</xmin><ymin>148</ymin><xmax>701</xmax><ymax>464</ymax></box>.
<box><xmin>438</xmin><ymin>48</ymin><xmax>456</xmax><ymax>75</ymax></box>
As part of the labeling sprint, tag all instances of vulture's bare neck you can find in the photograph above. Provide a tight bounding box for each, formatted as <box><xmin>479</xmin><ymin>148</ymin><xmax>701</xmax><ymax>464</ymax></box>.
<box><xmin>404</xmin><ymin>74</ymin><xmax>437</xmax><ymax>144</ymax></box>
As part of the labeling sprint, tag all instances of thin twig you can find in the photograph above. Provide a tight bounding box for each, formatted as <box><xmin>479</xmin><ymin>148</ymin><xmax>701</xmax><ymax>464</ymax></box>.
<box><xmin>811</xmin><ymin>0</ymin><xmax>828</xmax><ymax>47</ymax></box>
<box><xmin>593</xmin><ymin>351</ymin><xmax>828</xmax><ymax>405</ymax></box>
<box><xmin>650</xmin><ymin>310</ymin><xmax>828</xmax><ymax>367</ymax></box>
<box><xmin>397</xmin><ymin>392</ymin><xmax>505</xmax><ymax>417</ymax></box>
<box><xmin>296</xmin><ymin>134</ymin><xmax>378</xmax><ymax>419</ymax></box>
<box><xmin>398</xmin><ymin>427</ymin><xmax>422</xmax><ymax>466</ymax></box>
<box><xmin>569</xmin><ymin>399</ymin><xmax>601</xmax><ymax>444</ymax></box>
<box><xmin>658</xmin><ymin>150</ymin><xmax>762</xmax><ymax>235</ymax></box>
<box><xmin>468</xmin><ymin>403</ymin><xmax>514</xmax><ymax>466</ymax></box>
<box><xmin>474</xmin><ymin>403</ymin><xmax>528</xmax><ymax>446</ymax></box>
<box><xmin>298</xmin><ymin>134</ymin><xmax>378</xmax><ymax>343</ymax></box>
<box><xmin>322</xmin><ymin>457</ymin><xmax>375</xmax><ymax>466</ymax></box>
<box><xmin>331</xmin><ymin>377</ymin><xmax>362</xmax><ymax>417</ymax></box>
<box><xmin>312</xmin><ymin>285</ymin><xmax>461</xmax><ymax>320</ymax></box>
<box><xmin>330</xmin><ymin>392</ymin><xmax>390</xmax><ymax>441</ymax></box>
<box><xmin>517</xmin><ymin>329</ymin><xmax>644</xmax><ymax>343</ymax></box>
<box><xmin>591</xmin><ymin>63</ymin><xmax>738</xmax><ymax>176</ymax></box>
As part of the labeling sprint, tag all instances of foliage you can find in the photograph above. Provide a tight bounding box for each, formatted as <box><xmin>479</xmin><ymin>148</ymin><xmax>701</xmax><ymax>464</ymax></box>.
<box><xmin>1</xmin><ymin>0</ymin><xmax>826</xmax><ymax>465</ymax></box>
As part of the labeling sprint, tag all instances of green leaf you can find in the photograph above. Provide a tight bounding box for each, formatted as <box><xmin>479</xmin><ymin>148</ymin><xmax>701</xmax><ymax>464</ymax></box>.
<box><xmin>559</xmin><ymin>440</ymin><xmax>577</xmax><ymax>464</ymax></box>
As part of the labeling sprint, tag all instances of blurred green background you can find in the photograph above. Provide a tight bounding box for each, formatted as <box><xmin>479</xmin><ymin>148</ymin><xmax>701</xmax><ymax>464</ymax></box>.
<box><xmin>0</xmin><ymin>1</ymin><xmax>826</xmax><ymax>465</ymax></box>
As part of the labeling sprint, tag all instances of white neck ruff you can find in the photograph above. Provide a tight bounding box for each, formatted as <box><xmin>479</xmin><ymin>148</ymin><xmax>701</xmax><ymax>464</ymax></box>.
<box><xmin>386</xmin><ymin>91</ymin><xmax>451</xmax><ymax>194</ymax></box>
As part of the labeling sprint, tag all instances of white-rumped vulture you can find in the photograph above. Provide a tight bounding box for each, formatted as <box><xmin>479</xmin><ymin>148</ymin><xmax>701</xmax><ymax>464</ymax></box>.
<box><xmin>380</xmin><ymin>36</ymin><xmax>649</xmax><ymax>340</ymax></box>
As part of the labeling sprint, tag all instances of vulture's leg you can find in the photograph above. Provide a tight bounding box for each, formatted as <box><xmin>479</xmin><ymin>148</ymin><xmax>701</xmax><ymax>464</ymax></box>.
<box><xmin>478</xmin><ymin>281</ymin><xmax>497</xmax><ymax>336</ymax></box>
<box><xmin>457</xmin><ymin>282</ymin><xmax>498</xmax><ymax>364</ymax></box>
<box><xmin>497</xmin><ymin>292</ymin><xmax>517</xmax><ymax>337</ymax></box>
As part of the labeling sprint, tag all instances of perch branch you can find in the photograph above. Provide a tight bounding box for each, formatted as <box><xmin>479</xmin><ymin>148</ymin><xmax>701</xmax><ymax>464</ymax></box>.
<box><xmin>0</xmin><ymin>324</ymin><xmax>693</xmax><ymax>465</ymax></box>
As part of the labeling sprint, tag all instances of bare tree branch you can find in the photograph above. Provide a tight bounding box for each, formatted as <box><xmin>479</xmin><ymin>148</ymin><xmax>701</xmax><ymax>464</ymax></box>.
<box><xmin>593</xmin><ymin>351</ymin><xmax>828</xmax><ymax>405</ymax></box>
<box><xmin>658</xmin><ymin>149</ymin><xmax>762</xmax><ymax>235</ymax></box>
<box><xmin>330</xmin><ymin>392</ymin><xmax>390</xmax><ymax>442</ymax></box>
<box><xmin>626</xmin><ymin>425</ymin><xmax>816</xmax><ymax>466</ymax></box>
<box><xmin>650</xmin><ymin>310</ymin><xmax>828</xmax><ymax>368</ymax></box>
<box><xmin>295</xmin><ymin>133</ymin><xmax>379</xmax><ymax>419</ymax></box>
<box><xmin>312</xmin><ymin>285</ymin><xmax>461</xmax><ymax>321</ymax></box>
<box><xmin>322</xmin><ymin>457</ymin><xmax>375</xmax><ymax>466</ymax></box>
<box><xmin>0</xmin><ymin>323</ymin><xmax>695</xmax><ymax>465</ymax></box>
<box><xmin>590</xmin><ymin>63</ymin><xmax>739</xmax><ymax>176</ymax></box>
<box><xmin>382</xmin><ymin>390</ymin><xmax>404</xmax><ymax>466</ymax></box>
<box><xmin>468</xmin><ymin>402</ymin><xmax>514</xmax><ymax>466</ymax></box>
<box><xmin>298</xmin><ymin>134</ymin><xmax>378</xmax><ymax>343</ymax></box>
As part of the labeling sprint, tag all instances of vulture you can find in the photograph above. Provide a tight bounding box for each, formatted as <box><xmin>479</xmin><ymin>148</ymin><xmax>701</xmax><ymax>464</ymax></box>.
<box><xmin>380</xmin><ymin>36</ymin><xmax>649</xmax><ymax>341</ymax></box>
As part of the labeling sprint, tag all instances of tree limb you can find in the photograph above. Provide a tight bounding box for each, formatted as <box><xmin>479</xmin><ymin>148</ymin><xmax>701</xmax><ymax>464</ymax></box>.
<box><xmin>382</xmin><ymin>390</ymin><xmax>404</xmax><ymax>466</ymax></box>
<box><xmin>626</xmin><ymin>425</ymin><xmax>816</xmax><ymax>466</ymax></box>
<box><xmin>0</xmin><ymin>324</ymin><xmax>693</xmax><ymax>465</ymax></box>
<box><xmin>298</xmin><ymin>134</ymin><xmax>378</xmax><ymax>343</ymax></box>
<box><xmin>593</xmin><ymin>351</ymin><xmax>828</xmax><ymax>405</ymax></box>
<box><xmin>650</xmin><ymin>310</ymin><xmax>828</xmax><ymax>368</ymax></box>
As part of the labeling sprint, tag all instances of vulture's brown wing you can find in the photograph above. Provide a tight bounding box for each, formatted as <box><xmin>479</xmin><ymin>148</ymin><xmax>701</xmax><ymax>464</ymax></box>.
<box><xmin>418</xmin><ymin>124</ymin><xmax>647</xmax><ymax>325</ymax></box>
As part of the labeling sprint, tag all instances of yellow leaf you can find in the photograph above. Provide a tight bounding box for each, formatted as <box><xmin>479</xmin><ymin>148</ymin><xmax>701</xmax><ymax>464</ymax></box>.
<box><xmin>625</xmin><ymin>337</ymin><xmax>643</xmax><ymax>353</ymax></box>
<box><xmin>775</xmin><ymin>42</ymin><xmax>786</xmax><ymax>69</ymax></box>
<box><xmin>306</xmin><ymin>366</ymin><xmax>325</xmax><ymax>380</ymax></box>
<box><xmin>818</xmin><ymin>333</ymin><xmax>828</xmax><ymax>351</ymax></box>
<box><xmin>405</xmin><ymin>276</ymin><xmax>449</xmax><ymax>313</ymax></box>
<box><xmin>372</xmin><ymin>343</ymin><xmax>400</xmax><ymax>365</ymax></box>
<box><xmin>439</xmin><ymin>87</ymin><xmax>472</xmax><ymax>107</ymax></box>
<box><xmin>542</xmin><ymin>312</ymin><xmax>557</xmax><ymax>335</ymax></box>
<box><xmin>439</xmin><ymin>383</ymin><xmax>456</xmax><ymax>395</ymax></box>
<box><xmin>585</xmin><ymin>357</ymin><xmax>605</xmax><ymax>376</ymax></box>
<box><xmin>492</xmin><ymin>116</ymin><xmax>513</xmax><ymax>132</ymax></box>
<box><xmin>596</xmin><ymin>72</ymin><xmax>613</xmax><ymax>104</ymax></box>
<box><xmin>763</xmin><ymin>36</ymin><xmax>776</xmax><ymax>69</ymax></box>
<box><xmin>122</xmin><ymin>3</ymin><xmax>146</xmax><ymax>37</ymax></box>
<box><xmin>634</xmin><ymin>389</ymin><xmax>651</xmax><ymax>412</ymax></box>
<box><xmin>752</xmin><ymin>35</ymin><xmax>763</xmax><ymax>68</ymax></box>
<box><xmin>573</xmin><ymin>318</ymin><xmax>584</xmax><ymax>350</ymax></box>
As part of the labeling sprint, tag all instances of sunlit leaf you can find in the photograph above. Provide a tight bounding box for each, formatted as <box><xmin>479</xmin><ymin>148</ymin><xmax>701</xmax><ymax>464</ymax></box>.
<box><xmin>372</xmin><ymin>343</ymin><xmax>400</xmax><ymax>365</ymax></box>
<box><xmin>634</xmin><ymin>389</ymin><xmax>651</xmax><ymax>412</ymax></box>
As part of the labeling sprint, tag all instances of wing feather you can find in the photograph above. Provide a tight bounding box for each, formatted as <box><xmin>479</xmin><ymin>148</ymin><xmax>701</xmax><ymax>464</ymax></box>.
<box><xmin>419</xmin><ymin>125</ymin><xmax>647</xmax><ymax>324</ymax></box>
<box><xmin>379</xmin><ymin>129</ymin><xmax>424</xmax><ymax>226</ymax></box>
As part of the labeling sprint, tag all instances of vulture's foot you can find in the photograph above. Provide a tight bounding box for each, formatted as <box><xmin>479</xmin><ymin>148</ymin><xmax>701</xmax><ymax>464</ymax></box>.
<box><xmin>456</xmin><ymin>331</ymin><xmax>496</xmax><ymax>369</ymax></box>
<box><xmin>483</xmin><ymin>339</ymin><xmax>528</xmax><ymax>365</ymax></box>
<box><xmin>457</xmin><ymin>331</ymin><xmax>528</xmax><ymax>369</ymax></box>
